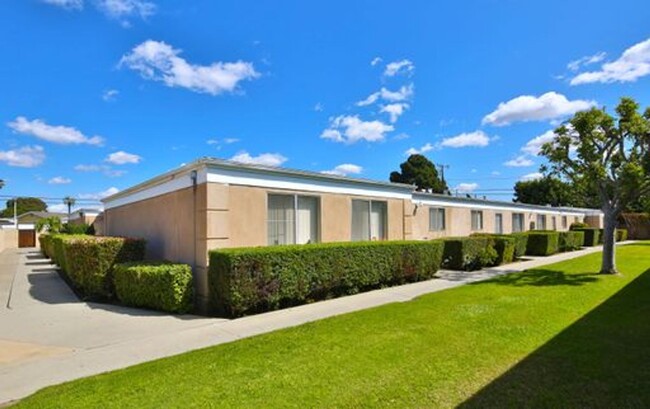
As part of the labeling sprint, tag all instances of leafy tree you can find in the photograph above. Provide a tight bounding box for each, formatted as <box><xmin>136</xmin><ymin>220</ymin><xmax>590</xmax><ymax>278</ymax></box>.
<box><xmin>541</xmin><ymin>97</ymin><xmax>650</xmax><ymax>274</ymax></box>
<box><xmin>390</xmin><ymin>154</ymin><xmax>448</xmax><ymax>193</ymax></box>
<box><xmin>0</xmin><ymin>197</ymin><xmax>47</xmax><ymax>218</ymax></box>
<box><xmin>513</xmin><ymin>177</ymin><xmax>578</xmax><ymax>207</ymax></box>
<box><xmin>36</xmin><ymin>216</ymin><xmax>63</xmax><ymax>233</ymax></box>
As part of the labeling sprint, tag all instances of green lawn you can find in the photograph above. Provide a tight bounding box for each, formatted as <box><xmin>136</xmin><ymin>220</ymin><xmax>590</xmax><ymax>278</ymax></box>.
<box><xmin>16</xmin><ymin>243</ymin><xmax>650</xmax><ymax>408</ymax></box>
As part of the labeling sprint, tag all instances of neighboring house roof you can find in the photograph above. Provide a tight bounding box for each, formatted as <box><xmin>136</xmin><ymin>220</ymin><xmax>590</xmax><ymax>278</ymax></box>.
<box><xmin>101</xmin><ymin>156</ymin><xmax>602</xmax><ymax>215</ymax></box>
<box><xmin>17</xmin><ymin>211</ymin><xmax>67</xmax><ymax>220</ymax></box>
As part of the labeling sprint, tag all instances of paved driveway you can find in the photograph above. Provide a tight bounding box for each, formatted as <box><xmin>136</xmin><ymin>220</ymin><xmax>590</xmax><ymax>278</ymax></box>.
<box><xmin>0</xmin><ymin>244</ymin><xmax>626</xmax><ymax>404</ymax></box>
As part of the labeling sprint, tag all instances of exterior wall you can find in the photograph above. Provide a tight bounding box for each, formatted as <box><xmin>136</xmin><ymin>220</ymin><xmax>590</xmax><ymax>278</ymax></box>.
<box><xmin>0</xmin><ymin>229</ymin><xmax>18</xmax><ymax>252</ymax></box>
<box><xmin>585</xmin><ymin>214</ymin><xmax>604</xmax><ymax>228</ymax></box>
<box><xmin>104</xmin><ymin>184</ymin><xmax>209</xmax><ymax>305</ymax></box>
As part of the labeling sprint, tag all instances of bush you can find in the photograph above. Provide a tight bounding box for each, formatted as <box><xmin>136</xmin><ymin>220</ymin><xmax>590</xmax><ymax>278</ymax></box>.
<box><xmin>598</xmin><ymin>229</ymin><xmax>605</xmax><ymax>244</ymax></box>
<box><xmin>570</xmin><ymin>222</ymin><xmax>589</xmax><ymax>230</ymax></box>
<box><xmin>470</xmin><ymin>234</ymin><xmax>516</xmax><ymax>265</ymax></box>
<box><xmin>525</xmin><ymin>231</ymin><xmax>560</xmax><ymax>256</ymax></box>
<box><xmin>442</xmin><ymin>237</ymin><xmax>497</xmax><ymax>271</ymax></box>
<box><xmin>62</xmin><ymin>236</ymin><xmax>146</xmax><ymax>299</ymax></box>
<box><xmin>572</xmin><ymin>228</ymin><xmax>600</xmax><ymax>246</ymax></box>
<box><xmin>510</xmin><ymin>233</ymin><xmax>529</xmax><ymax>259</ymax></box>
<box><xmin>559</xmin><ymin>231</ymin><xmax>584</xmax><ymax>252</ymax></box>
<box><xmin>209</xmin><ymin>240</ymin><xmax>444</xmax><ymax>317</ymax></box>
<box><xmin>114</xmin><ymin>262</ymin><xmax>193</xmax><ymax>313</ymax></box>
<box><xmin>616</xmin><ymin>228</ymin><xmax>628</xmax><ymax>242</ymax></box>
<box><xmin>39</xmin><ymin>234</ymin><xmax>53</xmax><ymax>258</ymax></box>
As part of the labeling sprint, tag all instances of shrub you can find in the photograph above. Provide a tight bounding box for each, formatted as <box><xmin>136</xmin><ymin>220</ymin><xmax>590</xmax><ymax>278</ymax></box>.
<box><xmin>598</xmin><ymin>229</ymin><xmax>605</xmax><ymax>244</ymax></box>
<box><xmin>559</xmin><ymin>231</ymin><xmax>584</xmax><ymax>252</ymax></box>
<box><xmin>510</xmin><ymin>233</ymin><xmax>529</xmax><ymax>259</ymax></box>
<box><xmin>570</xmin><ymin>222</ymin><xmax>589</xmax><ymax>230</ymax></box>
<box><xmin>470</xmin><ymin>234</ymin><xmax>516</xmax><ymax>265</ymax></box>
<box><xmin>209</xmin><ymin>240</ymin><xmax>444</xmax><ymax>317</ymax></box>
<box><xmin>63</xmin><ymin>236</ymin><xmax>146</xmax><ymax>299</ymax></box>
<box><xmin>62</xmin><ymin>223</ymin><xmax>93</xmax><ymax>235</ymax></box>
<box><xmin>616</xmin><ymin>228</ymin><xmax>628</xmax><ymax>242</ymax></box>
<box><xmin>572</xmin><ymin>228</ymin><xmax>600</xmax><ymax>246</ymax></box>
<box><xmin>442</xmin><ymin>236</ymin><xmax>497</xmax><ymax>271</ymax></box>
<box><xmin>114</xmin><ymin>262</ymin><xmax>193</xmax><ymax>313</ymax></box>
<box><xmin>525</xmin><ymin>231</ymin><xmax>560</xmax><ymax>256</ymax></box>
<box><xmin>39</xmin><ymin>234</ymin><xmax>53</xmax><ymax>258</ymax></box>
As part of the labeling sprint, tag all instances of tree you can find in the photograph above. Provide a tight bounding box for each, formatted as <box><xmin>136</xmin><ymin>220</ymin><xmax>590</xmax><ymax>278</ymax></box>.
<box><xmin>36</xmin><ymin>216</ymin><xmax>63</xmax><ymax>233</ymax></box>
<box><xmin>390</xmin><ymin>154</ymin><xmax>448</xmax><ymax>193</ymax></box>
<box><xmin>541</xmin><ymin>97</ymin><xmax>650</xmax><ymax>274</ymax></box>
<box><xmin>513</xmin><ymin>177</ymin><xmax>578</xmax><ymax>207</ymax></box>
<box><xmin>63</xmin><ymin>196</ymin><xmax>76</xmax><ymax>217</ymax></box>
<box><xmin>0</xmin><ymin>197</ymin><xmax>47</xmax><ymax>218</ymax></box>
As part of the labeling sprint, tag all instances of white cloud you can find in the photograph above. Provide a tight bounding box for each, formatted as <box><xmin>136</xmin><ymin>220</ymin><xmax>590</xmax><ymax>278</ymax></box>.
<box><xmin>571</xmin><ymin>38</ymin><xmax>650</xmax><ymax>85</ymax></box>
<box><xmin>207</xmin><ymin>138</ymin><xmax>239</xmax><ymax>146</ymax></box>
<box><xmin>48</xmin><ymin>176</ymin><xmax>71</xmax><ymax>184</ymax></box>
<box><xmin>105</xmin><ymin>151</ymin><xmax>141</xmax><ymax>165</ymax></box>
<box><xmin>439</xmin><ymin>130</ymin><xmax>490</xmax><ymax>148</ymax></box>
<box><xmin>370</xmin><ymin>57</ymin><xmax>382</xmax><ymax>66</ymax></box>
<box><xmin>314</xmin><ymin>102</ymin><xmax>324</xmax><ymax>112</ymax></box>
<box><xmin>504</xmin><ymin>155</ymin><xmax>534</xmax><ymax>167</ymax></box>
<box><xmin>79</xmin><ymin>187</ymin><xmax>120</xmax><ymax>200</ymax></box>
<box><xmin>74</xmin><ymin>163</ymin><xmax>126</xmax><ymax>177</ymax></box>
<box><xmin>384</xmin><ymin>59</ymin><xmax>415</xmax><ymax>77</ymax></box>
<box><xmin>230</xmin><ymin>151</ymin><xmax>287</xmax><ymax>167</ymax></box>
<box><xmin>405</xmin><ymin>143</ymin><xmax>434</xmax><ymax>155</ymax></box>
<box><xmin>42</xmin><ymin>0</ymin><xmax>83</xmax><ymax>9</ymax></box>
<box><xmin>321</xmin><ymin>115</ymin><xmax>394</xmax><ymax>144</ymax></box>
<box><xmin>380</xmin><ymin>103</ymin><xmax>409</xmax><ymax>123</ymax></box>
<box><xmin>102</xmin><ymin>89</ymin><xmax>119</xmax><ymax>101</ymax></box>
<box><xmin>7</xmin><ymin>116</ymin><xmax>104</xmax><ymax>146</ymax></box>
<box><xmin>482</xmin><ymin>92</ymin><xmax>595</xmax><ymax>126</ymax></box>
<box><xmin>120</xmin><ymin>40</ymin><xmax>260</xmax><ymax>95</ymax></box>
<box><xmin>74</xmin><ymin>164</ymin><xmax>102</xmax><ymax>172</ymax></box>
<box><xmin>357</xmin><ymin>84</ymin><xmax>414</xmax><ymax>106</ymax></box>
<box><xmin>491</xmin><ymin>171</ymin><xmax>501</xmax><ymax>176</ymax></box>
<box><xmin>95</xmin><ymin>0</ymin><xmax>155</xmax><ymax>20</ymax></box>
<box><xmin>567</xmin><ymin>51</ymin><xmax>606</xmax><ymax>72</ymax></box>
<box><xmin>521</xmin><ymin>130</ymin><xmax>556</xmax><ymax>155</ymax></box>
<box><xmin>0</xmin><ymin>145</ymin><xmax>45</xmax><ymax>168</ymax></box>
<box><xmin>47</xmin><ymin>203</ymin><xmax>69</xmax><ymax>213</ymax></box>
<box><xmin>520</xmin><ymin>172</ymin><xmax>544</xmax><ymax>181</ymax></box>
<box><xmin>321</xmin><ymin>163</ymin><xmax>363</xmax><ymax>176</ymax></box>
<box><xmin>454</xmin><ymin>182</ymin><xmax>479</xmax><ymax>193</ymax></box>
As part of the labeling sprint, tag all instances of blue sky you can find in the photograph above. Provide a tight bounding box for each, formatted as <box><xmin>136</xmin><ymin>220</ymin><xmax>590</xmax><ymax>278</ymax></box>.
<box><xmin>1</xmin><ymin>0</ymin><xmax>650</xmax><ymax>212</ymax></box>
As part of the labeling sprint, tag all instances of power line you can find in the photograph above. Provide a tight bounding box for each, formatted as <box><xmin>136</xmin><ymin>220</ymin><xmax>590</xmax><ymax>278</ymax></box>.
<box><xmin>0</xmin><ymin>194</ymin><xmax>102</xmax><ymax>204</ymax></box>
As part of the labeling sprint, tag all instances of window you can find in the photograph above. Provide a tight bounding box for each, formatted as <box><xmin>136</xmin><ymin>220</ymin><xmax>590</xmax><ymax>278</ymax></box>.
<box><xmin>352</xmin><ymin>199</ymin><xmax>387</xmax><ymax>241</ymax></box>
<box><xmin>471</xmin><ymin>210</ymin><xmax>483</xmax><ymax>231</ymax></box>
<box><xmin>536</xmin><ymin>214</ymin><xmax>546</xmax><ymax>230</ymax></box>
<box><xmin>512</xmin><ymin>213</ymin><xmax>524</xmax><ymax>233</ymax></box>
<box><xmin>562</xmin><ymin>216</ymin><xmax>568</xmax><ymax>229</ymax></box>
<box><xmin>429</xmin><ymin>208</ymin><xmax>446</xmax><ymax>231</ymax></box>
<box><xmin>552</xmin><ymin>216</ymin><xmax>557</xmax><ymax>231</ymax></box>
<box><xmin>268</xmin><ymin>194</ymin><xmax>319</xmax><ymax>245</ymax></box>
<box><xmin>495</xmin><ymin>213</ymin><xmax>503</xmax><ymax>234</ymax></box>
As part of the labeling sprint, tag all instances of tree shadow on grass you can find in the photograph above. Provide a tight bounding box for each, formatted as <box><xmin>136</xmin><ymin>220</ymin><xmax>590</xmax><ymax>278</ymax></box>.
<box><xmin>459</xmin><ymin>268</ymin><xmax>650</xmax><ymax>408</ymax></box>
<box><xmin>483</xmin><ymin>269</ymin><xmax>600</xmax><ymax>287</ymax></box>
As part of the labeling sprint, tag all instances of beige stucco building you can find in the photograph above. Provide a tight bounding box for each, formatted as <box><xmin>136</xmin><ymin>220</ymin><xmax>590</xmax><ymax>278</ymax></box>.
<box><xmin>102</xmin><ymin>158</ymin><xmax>603</xmax><ymax>306</ymax></box>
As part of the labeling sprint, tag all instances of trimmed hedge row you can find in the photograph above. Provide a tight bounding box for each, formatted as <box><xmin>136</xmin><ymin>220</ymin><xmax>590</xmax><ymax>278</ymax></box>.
<box><xmin>510</xmin><ymin>233</ymin><xmax>529</xmax><ymax>259</ymax></box>
<box><xmin>526</xmin><ymin>231</ymin><xmax>560</xmax><ymax>256</ymax></box>
<box><xmin>442</xmin><ymin>236</ymin><xmax>494</xmax><ymax>271</ymax></box>
<box><xmin>616</xmin><ymin>229</ymin><xmax>628</xmax><ymax>242</ymax></box>
<box><xmin>466</xmin><ymin>234</ymin><xmax>517</xmax><ymax>267</ymax></box>
<box><xmin>559</xmin><ymin>231</ymin><xmax>584</xmax><ymax>252</ymax></box>
<box><xmin>571</xmin><ymin>228</ymin><xmax>600</xmax><ymax>247</ymax></box>
<box><xmin>208</xmin><ymin>240</ymin><xmax>444</xmax><ymax>317</ymax></box>
<box><xmin>114</xmin><ymin>262</ymin><xmax>193</xmax><ymax>313</ymax></box>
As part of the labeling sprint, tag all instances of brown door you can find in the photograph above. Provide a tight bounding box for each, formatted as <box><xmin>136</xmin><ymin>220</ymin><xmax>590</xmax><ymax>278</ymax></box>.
<box><xmin>18</xmin><ymin>230</ymin><xmax>36</xmax><ymax>248</ymax></box>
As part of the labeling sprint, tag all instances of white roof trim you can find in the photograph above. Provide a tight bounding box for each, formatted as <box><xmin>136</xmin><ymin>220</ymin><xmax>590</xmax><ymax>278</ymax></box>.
<box><xmin>413</xmin><ymin>195</ymin><xmax>588</xmax><ymax>216</ymax></box>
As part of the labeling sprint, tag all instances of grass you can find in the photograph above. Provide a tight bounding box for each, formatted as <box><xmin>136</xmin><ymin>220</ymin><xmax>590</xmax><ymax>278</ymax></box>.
<box><xmin>16</xmin><ymin>243</ymin><xmax>650</xmax><ymax>408</ymax></box>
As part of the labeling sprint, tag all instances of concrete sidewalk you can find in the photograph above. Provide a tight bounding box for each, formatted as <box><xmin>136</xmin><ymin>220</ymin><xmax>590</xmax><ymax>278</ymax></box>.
<box><xmin>0</xmin><ymin>244</ymin><xmax>629</xmax><ymax>404</ymax></box>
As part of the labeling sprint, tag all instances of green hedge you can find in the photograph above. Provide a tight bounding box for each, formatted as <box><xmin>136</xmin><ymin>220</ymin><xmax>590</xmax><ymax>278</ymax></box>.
<box><xmin>39</xmin><ymin>234</ymin><xmax>53</xmax><ymax>259</ymax></box>
<box><xmin>510</xmin><ymin>233</ymin><xmax>529</xmax><ymax>259</ymax></box>
<box><xmin>208</xmin><ymin>240</ymin><xmax>444</xmax><ymax>317</ymax></box>
<box><xmin>442</xmin><ymin>237</ymin><xmax>497</xmax><ymax>271</ymax></box>
<box><xmin>526</xmin><ymin>231</ymin><xmax>560</xmax><ymax>256</ymax></box>
<box><xmin>616</xmin><ymin>229</ymin><xmax>628</xmax><ymax>242</ymax></box>
<box><xmin>470</xmin><ymin>234</ymin><xmax>516</xmax><ymax>265</ymax></box>
<box><xmin>572</xmin><ymin>228</ymin><xmax>600</xmax><ymax>246</ymax></box>
<box><xmin>598</xmin><ymin>228</ymin><xmax>605</xmax><ymax>244</ymax></box>
<box><xmin>558</xmin><ymin>231</ymin><xmax>584</xmax><ymax>252</ymax></box>
<box><xmin>114</xmin><ymin>262</ymin><xmax>193</xmax><ymax>313</ymax></box>
<box><xmin>62</xmin><ymin>236</ymin><xmax>146</xmax><ymax>298</ymax></box>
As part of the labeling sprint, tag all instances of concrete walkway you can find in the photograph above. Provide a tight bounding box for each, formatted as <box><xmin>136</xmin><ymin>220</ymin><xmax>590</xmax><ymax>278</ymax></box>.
<box><xmin>0</xmin><ymin>244</ymin><xmax>630</xmax><ymax>404</ymax></box>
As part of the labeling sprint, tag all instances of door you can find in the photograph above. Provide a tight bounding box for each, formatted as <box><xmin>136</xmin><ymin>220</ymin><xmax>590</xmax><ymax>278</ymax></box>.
<box><xmin>18</xmin><ymin>230</ymin><xmax>36</xmax><ymax>248</ymax></box>
<box><xmin>495</xmin><ymin>213</ymin><xmax>503</xmax><ymax>234</ymax></box>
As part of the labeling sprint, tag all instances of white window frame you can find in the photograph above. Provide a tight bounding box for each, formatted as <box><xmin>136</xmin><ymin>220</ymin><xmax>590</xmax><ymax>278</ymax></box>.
<box><xmin>267</xmin><ymin>193</ymin><xmax>320</xmax><ymax>245</ymax></box>
<box><xmin>495</xmin><ymin>213</ymin><xmax>503</xmax><ymax>234</ymax></box>
<box><xmin>471</xmin><ymin>210</ymin><xmax>484</xmax><ymax>231</ymax></box>
<box><xmin>536</xmin><ymin>214</ymin><xmax>546</xmax><ymax>230</ymax></box>
<box><xmin>351</xmin><ymin>199</ymin><xmax>387</xmax><ymax>241</ymax></box>
<box><xmin>512</xmin><ymin>213</ymin><xmax>524</xmax><ymax>233</ymax></box>
<box><xmin>429</xmin><ymin>207</ymin><xmax>446</xmax><ymax>232</ymax></box>
<box><xmin>562</xmin><ymin>216</ymin><xmax>568</xmax><ymax>229</ymax></box>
